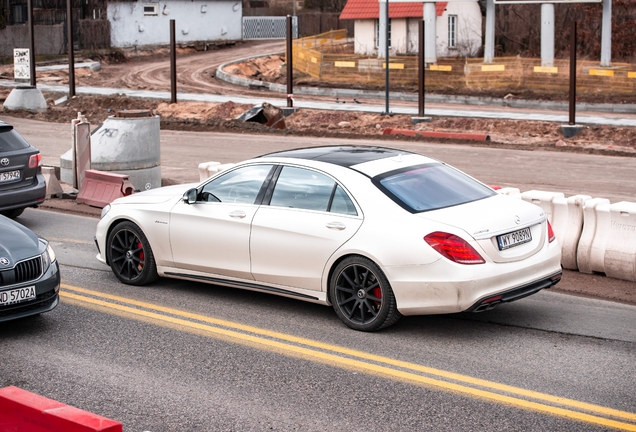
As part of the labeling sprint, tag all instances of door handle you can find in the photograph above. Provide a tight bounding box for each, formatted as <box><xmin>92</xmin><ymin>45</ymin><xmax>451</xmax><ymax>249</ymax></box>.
<box><xmin>326</xmin><ymin>222</ymin><xmax>346</xmax><ymax>230</ymax></box>
<box><xmin>229</xmin><ymin>210</ymin><xmax>246</xmax><ymax>219</ymax></box>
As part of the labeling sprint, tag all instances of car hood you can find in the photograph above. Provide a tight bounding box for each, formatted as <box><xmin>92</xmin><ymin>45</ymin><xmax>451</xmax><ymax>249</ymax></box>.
<box><xmin>0</xmin><ymin>216</ymin><xmax>41</xmax><ymax>266</ymax></box>
<box><xmin>418</xmin><ymin>193</ymin><xmax>545</xmax><ymax>239</ymax></box>
<box><xmin>112</xmin><ymin>183</ymin><xmax>198</xmax><ymax>206</ymax></box>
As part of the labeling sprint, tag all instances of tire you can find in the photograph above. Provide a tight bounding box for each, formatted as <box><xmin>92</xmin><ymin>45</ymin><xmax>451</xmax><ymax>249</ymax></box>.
<box><xmin>1</xmin><ymin>208</ymin><xmax>25</xmax><ymax>219</ymax></box>
<box><xmin>329</xmin><ymin>256</ymin><xmax>401</xmax><ymax>332</ymax></box>
<box><xmin>107</xmin><ymin>221</ymin><xmax>158</xmax><ymax>286</ymax></box>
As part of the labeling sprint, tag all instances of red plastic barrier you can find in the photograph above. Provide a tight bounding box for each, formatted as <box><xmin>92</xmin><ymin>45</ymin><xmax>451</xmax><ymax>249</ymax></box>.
<box><xmin>76</xmin><ymin>169</ymin><xmax>135</xmax><ymax>208</ymax></box>
<box><xmin>383</xmin><ymin>128</ymin><xmax>490</xmax><ymax>142</ymax></box>
<box><xmin>0</xmin><ymin>386</ymin><xmax>122</xmax><ymax>432</ymax></box>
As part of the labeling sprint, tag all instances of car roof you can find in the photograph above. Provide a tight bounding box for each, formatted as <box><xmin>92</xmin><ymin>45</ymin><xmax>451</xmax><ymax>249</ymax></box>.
<box><xmin>257</xmin><ymin>146</ymin><xmax>417</xmax><ymax>167</ymax></box>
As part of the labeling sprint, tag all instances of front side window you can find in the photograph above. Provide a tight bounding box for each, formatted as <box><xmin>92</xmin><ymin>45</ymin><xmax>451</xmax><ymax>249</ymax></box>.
<box><xmin>374</xmin><ymin>163</ymin><xmax>496</xmax><ymax>213</ymax></box>
<box><xmin>199</xmin><ymin>164</ymin><xmax>273</xmax><ymax>204</ymax></box>
<box><xmin>448</xmin><ymin>15</ymin><xmax>457</xmax><ymax>49</ymax></box>
<box><xmin>269</xmin><ymin>166</ymin><xmax>357</xmax><ymax>215</ymax></box>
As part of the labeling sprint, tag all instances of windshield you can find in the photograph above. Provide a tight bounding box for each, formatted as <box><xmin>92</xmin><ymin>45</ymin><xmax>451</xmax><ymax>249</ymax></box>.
<box><xmin>374</xmin><ymin>163</ymin><xmax>496</xmax><ymax>212</ymax></box>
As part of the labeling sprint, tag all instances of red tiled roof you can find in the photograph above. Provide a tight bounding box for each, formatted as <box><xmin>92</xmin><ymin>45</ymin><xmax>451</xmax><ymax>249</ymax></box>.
<box><xmin>340</xmin><ymin>0</ymin><xmax>447</xmax><ymax>20</ymax></box>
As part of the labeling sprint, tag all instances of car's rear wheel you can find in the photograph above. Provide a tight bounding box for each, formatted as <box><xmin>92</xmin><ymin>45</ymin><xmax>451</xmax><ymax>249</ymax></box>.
<box><xmin>107</xmin><ymin>221</ymin><xmax>158</xmax><ymax>286</ymax></box>
<box><xmin>329</xmin><ymin>256</ymin><xmax>401</xmax><ymax>332</ymax></box>
<box><xmin>1</xmin><ymin>208</ymin><xmax>24</xmax><ymax>219</ymax></box>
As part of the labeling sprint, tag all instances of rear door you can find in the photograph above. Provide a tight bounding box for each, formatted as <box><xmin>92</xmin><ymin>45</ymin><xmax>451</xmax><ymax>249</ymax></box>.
<box><xmin>250</xmin><ymin>165</ymin><xmax>363</xmax><ymax>291</ymax></box>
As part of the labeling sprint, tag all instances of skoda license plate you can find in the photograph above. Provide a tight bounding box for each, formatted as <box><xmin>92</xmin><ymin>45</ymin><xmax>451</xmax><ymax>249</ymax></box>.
<box><xmin>0</xmin><ymin>286</ymin><xmax>36</xmax><ymax>306</ymax></box>
<box><xmin>497</xmin><ymin>227</ymin><xmax>532</xmax><ymax>250</ymax></box>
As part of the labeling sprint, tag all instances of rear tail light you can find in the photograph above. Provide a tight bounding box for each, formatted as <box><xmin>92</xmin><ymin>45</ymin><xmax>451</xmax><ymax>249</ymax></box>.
<box><xmin>28</xmin><ymin>153</ymin><xmax>42</xmax><ymax>169</ymax></box>
<box><xmin>547</xmin><ymin>221</ymin><xmax>556</xmax><ymax>243</ymax></box>
<box><xmin>424</xmin><ymin>232</ymin><xmax>486</xmax><ymax>265</ymax></box>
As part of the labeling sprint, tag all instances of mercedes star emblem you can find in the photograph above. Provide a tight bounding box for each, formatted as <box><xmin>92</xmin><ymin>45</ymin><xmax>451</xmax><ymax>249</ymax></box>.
<box><xmin>514</xmin><ymin>215</ymin><xmax>521</xmax><ymax>225</ymax></box>
<box><xmin>0</xmin><ymin>257</ymin><xmax>10</xmax><ymax>267</ymax></box>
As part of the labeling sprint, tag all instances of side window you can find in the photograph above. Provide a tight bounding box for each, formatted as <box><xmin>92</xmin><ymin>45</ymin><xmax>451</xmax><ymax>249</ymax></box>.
<box><xmin>330</xmin><ymin>185</ymin><xmax>357</xmax><ymax>216</ymax></box>
<box><xmin>270</xmin><ymin>166</ymin><xmax>335</xmax><ymax>212</ymax></box>
<box><xmin>199</xmin><ymin>164</ymin><xmax>273</xmax><ymax>204</ymax></box>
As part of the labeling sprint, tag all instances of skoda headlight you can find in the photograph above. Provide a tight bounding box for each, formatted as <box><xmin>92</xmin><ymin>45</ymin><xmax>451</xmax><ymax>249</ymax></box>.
<box><xmin>39</xmin><ymin>239</ymin><xmax>57</xmax><ymax>273</ymax></box>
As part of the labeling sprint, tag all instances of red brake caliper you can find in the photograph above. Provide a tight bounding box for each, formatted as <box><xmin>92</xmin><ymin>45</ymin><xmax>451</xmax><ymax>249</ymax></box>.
<box><xmin>137</xmin><ymin>242</ymin><xmax>145</xmax><ymax>271</ymax></box>
<box><xmin>372</xmin><ymin>287</ymin><xmax>382</xmax><ymax>306</ymax></box>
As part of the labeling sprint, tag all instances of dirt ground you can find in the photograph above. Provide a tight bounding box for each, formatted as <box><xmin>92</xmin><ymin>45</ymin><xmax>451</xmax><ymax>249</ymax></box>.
<box><xmin>1</xmin><ymin>49</ymin><xmax>636</xmax><ymax>156</ymax></box>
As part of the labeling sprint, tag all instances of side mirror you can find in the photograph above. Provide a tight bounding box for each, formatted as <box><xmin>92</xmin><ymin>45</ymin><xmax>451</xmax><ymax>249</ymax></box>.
<box><xmin>182</xmin><ymin>188</ymin><xmax>198</xmax><ymax>204</ymax></box>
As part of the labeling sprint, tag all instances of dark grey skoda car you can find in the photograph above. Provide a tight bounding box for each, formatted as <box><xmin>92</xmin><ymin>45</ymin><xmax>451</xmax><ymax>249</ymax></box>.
<box><xmin>0</xmin><ymin>215</ymin><xmax>60</xmax><ymax>322</ymax></box>
<box><xmin>0</xmin><ymin>121</ymin><xmax>46</xmax><ymax>219</ymax></box>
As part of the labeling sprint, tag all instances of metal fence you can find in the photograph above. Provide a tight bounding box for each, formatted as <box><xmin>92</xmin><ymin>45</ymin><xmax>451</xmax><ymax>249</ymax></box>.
<box><xmin>242</xmin><ymin>16</ymin><xmax>298</xmax><ymax>40</ymax></box>
<box><xmin>291</xmin><ymin>31</ymin><xmax>636</xmax><ymax>96</ymax></box>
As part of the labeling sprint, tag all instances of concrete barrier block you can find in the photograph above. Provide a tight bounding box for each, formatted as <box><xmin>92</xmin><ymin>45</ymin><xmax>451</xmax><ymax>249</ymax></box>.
<box><xmin>604</xmin><ymin>202</ymin><xmax>636</xmax><ymax>282</ymax></box>
<box><xmin>551</xmin><ymin>195</ymin><xmax>591</xmax><ymax>270</ymax></box>
<box><xmin>76</xmin><ymin>170</ymin><xmax>135</xmax><ymax>208</ymax></box>
<box><xmin>497</xmin><ymin>187</ymin><xmax>521</xmax><ymax>198</ymax></box>
<box><xmin>198</xmin><ymin>161</ymin><xmax>220</xmax><ymax>181</ymax></box>
<box><xmin>520</xmin><ymin>190</ymin><xmax>565</xmax><ymax>223</ymax></box>
<box><xmin>577</xmin><ymin>198</ymin><xmax>611</xmax><ymax>274</ymax></box>
<box><xmin>0</xmin><ymin>386</ymin><xmax>122</xmax><ymax>432</ymax></box>
<box><xmin>42</xmin><ymin>166</ymin><xmax>64</xmax><ymax>199</ymax></box>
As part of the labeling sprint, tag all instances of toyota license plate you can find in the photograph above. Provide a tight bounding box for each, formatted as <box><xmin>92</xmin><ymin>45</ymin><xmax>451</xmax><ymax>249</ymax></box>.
<box><xmin>0</xmin><ymin>170</ymin><xmax>20</xmax><ymax>183</ymax></box>
<box><xmin>0</xmin><ymin>286</ymin><xmax>36</xmax><ymax>306</ymax></box>
<box><xmin>497</xmin><ymin>227</ymin><xmax>532</xmax><ymax>250</ymax></box>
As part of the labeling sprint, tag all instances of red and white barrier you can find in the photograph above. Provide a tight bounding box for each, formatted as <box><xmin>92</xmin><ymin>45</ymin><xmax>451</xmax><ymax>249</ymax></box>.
<box><xmin>0</xmin><ymin>386</ymin><xmax>122</xmax><ymax>432</ymax></box>
<box><xmin>76</xmin><ymin>169</ymin><xmax>135</xmax><ymax>208</ymax></box>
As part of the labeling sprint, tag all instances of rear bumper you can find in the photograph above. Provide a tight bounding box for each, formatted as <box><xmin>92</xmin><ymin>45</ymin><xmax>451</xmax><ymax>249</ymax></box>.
<box><xmin>464</xmin><ymin>271</ymin><xmax>562</xmax><ymax>313</ymax></box>
<box><xmin>0</xmin><ymin>173</ymin><xmax>46</xmax><ymax>212</ymax></box>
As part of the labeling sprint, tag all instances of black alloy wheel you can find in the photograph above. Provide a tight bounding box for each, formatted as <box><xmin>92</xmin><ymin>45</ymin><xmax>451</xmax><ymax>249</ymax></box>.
<box><xmin>107</xmin><ymin>221</ymin><xmax>158</xmax><ymax>286</ymax></box>
<box><xmin>329</xmin><ymin>256</ymin><xmax>401</xmax><ymax>332</ymax></box>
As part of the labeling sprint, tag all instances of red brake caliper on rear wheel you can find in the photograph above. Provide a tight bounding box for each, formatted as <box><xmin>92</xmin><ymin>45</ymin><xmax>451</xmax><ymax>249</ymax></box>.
<box><xmin>137</xmin><ymin>242</ymin><xmax>145</xmax><ymax>271</ymax></box>
<box><xmin>372</xmin><ymin>287</ymin><xmax>382</xmax><ymax>307</ymax></box>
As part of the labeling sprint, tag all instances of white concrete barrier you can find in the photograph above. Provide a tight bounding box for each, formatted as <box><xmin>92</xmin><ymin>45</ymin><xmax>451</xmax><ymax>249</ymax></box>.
<box><xmin>198</xmin><ymin>161</ymin><xmax>220</xmax><ymax>181</ymax></box>
<box><xmin>551</xmin><ymin>195</ymin><xmax>591</xmax><ymax>270</ymax></box>
<box><xmin>497</xmin><ymin>187</ymin><xmax>521</xmax><ymax>198</ymax></box>
<box><xmin>577</xmin><ymin>198</ymin><xmax>611</xmax><ymax>275</ymax></box>
<box><xmin>520</xmin><ymin>190</ymin><xmax>565</xmax><ymax>223</ymax></box>
<box><xmin>214</xmin><ymin>163</ymin><xmax>236</xmax><ymax>175</ymax></box>
<box><xmin>604</xmin><ymin>202</ymin><xmax>636</xmax><ymax>282</ymax></box>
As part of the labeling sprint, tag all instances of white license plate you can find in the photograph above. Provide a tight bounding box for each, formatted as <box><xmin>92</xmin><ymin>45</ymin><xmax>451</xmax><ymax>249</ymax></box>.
<box><xmin>0</xmin><ymin>286</ymin><xmax>36</xmax><ymax>306</ymax></box>
<box><xmin>0</xmin><ymin>170</ymin><xmax>20</xmax><ymax>183</ymax></box>
<box><xmin>497</xmin><ymin>227</ymin><xmax>532</xmax><ymax>250</ymax></box>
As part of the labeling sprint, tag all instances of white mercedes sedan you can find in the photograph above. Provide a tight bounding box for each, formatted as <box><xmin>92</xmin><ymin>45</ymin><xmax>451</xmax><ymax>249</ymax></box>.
<box><xmin>95</xmin><ymin>146</ymin><xmax>562</xmax><ymax>331</ymax></box>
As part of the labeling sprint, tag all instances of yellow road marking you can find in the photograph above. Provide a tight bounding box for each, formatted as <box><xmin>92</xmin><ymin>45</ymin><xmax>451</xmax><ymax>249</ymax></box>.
<box><xmin>61</xmin><ymin>284</ymin><xmax>636</xmax><ymax>430</ymax></box>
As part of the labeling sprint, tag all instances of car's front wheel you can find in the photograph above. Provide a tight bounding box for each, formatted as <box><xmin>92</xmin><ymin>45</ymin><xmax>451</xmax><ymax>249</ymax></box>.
<box><xmin>329</xmin><ymin>256</ymin><xmax>401</xmax><ymax>331</ymax></box>
<box><xmin>107</xmin><ymin>221</ymin><xmax>158</xmax><ymax>286</ymax></box>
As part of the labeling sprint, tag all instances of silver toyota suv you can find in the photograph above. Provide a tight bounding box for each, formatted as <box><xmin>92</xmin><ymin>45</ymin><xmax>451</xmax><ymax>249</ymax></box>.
<box><xmin>0</xmin><ymin>121</ymin><xmax>46</xmax><ymax>218</ymax></box>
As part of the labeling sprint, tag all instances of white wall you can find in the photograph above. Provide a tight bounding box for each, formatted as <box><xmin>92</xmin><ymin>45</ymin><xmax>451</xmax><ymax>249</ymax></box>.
<box><xmin>353</xmin><ymin>20</ymin><xmax>376</xmax><ymax>55</ymax></box>
<box><xmin>108</xmin><ymin>0</ymin><xmax>242</xmax><ymax>48</ymax></box>
<box><xmin>354</xmin><ymin>1</ymin><xmax>482</xmax><ymax>57</ymax></box>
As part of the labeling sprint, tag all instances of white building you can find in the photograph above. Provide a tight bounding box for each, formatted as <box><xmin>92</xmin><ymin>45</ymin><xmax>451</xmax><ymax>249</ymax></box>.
<box><xmin>339</xmin><ymin>0</ymin><xmax>482</xmax><ymax>58</ymax></box>
<box><xmin>107</xmin><ymin>0</ymin><xmax>243</xmax><ymax>48</ymax></box>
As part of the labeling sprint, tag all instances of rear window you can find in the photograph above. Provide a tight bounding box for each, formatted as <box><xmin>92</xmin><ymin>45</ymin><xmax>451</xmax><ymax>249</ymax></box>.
<box><xmin>374</xmin><ymin>163</ymin><xmax>496</xmax><ymax>213</ymax></box>
<box><xmin>0</xmin><ymin>127</ymin><xmax>31</xmax><ymax>152</ymax></box>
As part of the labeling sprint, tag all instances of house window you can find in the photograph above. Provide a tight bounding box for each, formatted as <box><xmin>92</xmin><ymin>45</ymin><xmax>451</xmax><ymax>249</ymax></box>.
<box><xmin>11</xmin><ymin>4</ymin><xmax>28</xmax><ymax>24</ymax></box>
<box><xmin>143</xmin><ymin>3</ymin><xmax>159</xmax><ymax>16</ymax></box>
<box><xmin>448</xmin><ymin>15</ymin><xmax>457</xmax><ymax>49</ymax></box>
<box><xmin>375</xmin><ymin>19</ymin><xmax>391</xmax><ymax>49</ymax></box>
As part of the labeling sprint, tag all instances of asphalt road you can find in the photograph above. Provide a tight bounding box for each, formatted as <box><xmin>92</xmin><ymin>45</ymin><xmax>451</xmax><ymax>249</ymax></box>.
<box><xmin>2</xmin><ymin>208</ymin><xmax>635</xmax><ymax>431</ymax></box>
